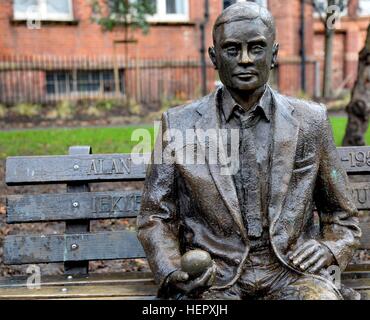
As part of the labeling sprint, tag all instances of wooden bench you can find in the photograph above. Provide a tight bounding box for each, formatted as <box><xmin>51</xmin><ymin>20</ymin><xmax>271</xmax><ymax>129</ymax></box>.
<box><xmin>0</xmin><ymin>145</ymin><xmax>369</xmax><ymax>299</ymax></box>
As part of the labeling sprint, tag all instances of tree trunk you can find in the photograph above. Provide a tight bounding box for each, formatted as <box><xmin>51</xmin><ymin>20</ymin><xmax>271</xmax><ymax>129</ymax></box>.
<box><xmin>323</xmin><ymin>27</ymin><xmax>334</xmax><ymax>98</ymax></box>
<box><xmin>323</xmin><ymin>0</ymin><xmax>336</xmax><ymax>98</ymax></box>
<box><xmin>342</xmin><ymin>24</ymin><xmax>370</xmax><ymax>146</ymax></box>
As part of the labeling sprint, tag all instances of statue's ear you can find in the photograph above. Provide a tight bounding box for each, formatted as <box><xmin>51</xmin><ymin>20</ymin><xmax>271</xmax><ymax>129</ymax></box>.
<box><xmin>209</xmin><ymin>47</ymin><xmax>218</xmax><ymax>70</ymax></box>
<box><xmin>271</xmin><ymin>43</ymin><xmax>279</xmax><ymax>69</ymax></box>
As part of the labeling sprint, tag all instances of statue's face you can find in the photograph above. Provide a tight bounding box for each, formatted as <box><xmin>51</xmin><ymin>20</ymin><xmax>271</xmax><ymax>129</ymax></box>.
<box><xmin>210</xmin><ymin>19</ymin><xmax>278</xmax><ymax>92</ymax></box>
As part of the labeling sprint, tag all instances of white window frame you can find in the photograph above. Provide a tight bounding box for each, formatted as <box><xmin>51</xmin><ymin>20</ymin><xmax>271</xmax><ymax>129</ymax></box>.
<box><xmin>147</xmin><ymin>0</ymin><xmax>189</xmax><ymax>22</ymax></box>
<box><xmin>358</xmin><ymin>0</ymin><xmax>370</xmax><ymax>16</ymax></box>
<box><xmin>13</xmin><ymin>0</ymin><xmax>74</xmax><ymax>21</ymax></box>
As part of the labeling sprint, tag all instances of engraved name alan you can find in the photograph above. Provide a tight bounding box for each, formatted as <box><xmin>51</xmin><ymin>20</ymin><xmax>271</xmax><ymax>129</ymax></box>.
<box><xmin>87</xmin><ymin>157</ymin><xmax>134</xmax><ymax>175</ymax></box>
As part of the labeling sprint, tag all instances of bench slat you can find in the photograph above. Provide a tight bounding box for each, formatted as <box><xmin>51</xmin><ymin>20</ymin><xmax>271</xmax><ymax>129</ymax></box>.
<box><xmin>337</xmin><ymin>147</ymin><xmax>370</xmax><ymax>173</ymax></box>
<box><xmin>0</xmin><ymin>272</ymin><xmax>154</xmax><ymax>288</ymax></box>
<box><xmin>0</xmin><ymin>283</ymin><xmax>157</xmax><ymax>300</ymax></box>
<box><xmin>5</xmin><ymin>154</ymin><xmax>148</xmax><ymax>185</ymax></box>
<box><xmin>342</xmin><ymin>278</ymin><xmax>370</xmax><ymax>290</ymax></box>
<box><xmin>3</xmin><ymin>231</ymin><xmax>145</xmax><ymax>265</ymax></box>
<box><xmin>6</xmin><ymin>147</ymin><xmax>370</xmax><ymax>185</ymax></box>
<box><xmin>0</xmin><ymin>272</ymin><xmax>157</xmax><ymax>300</ymax></box>
<box><xmin>4</xmin><ymin>222</ymin><xmax>369</xmax><ymax>265</ymax></box>
<box><xmin>7</xmin><ymin>191</ymin><xmax>142</xmax><ymax>223</ymax></box>
<box><xmin>6</xmin><ymin>183</ymin><xmax>369</xmax><ymax>223</ymax></box>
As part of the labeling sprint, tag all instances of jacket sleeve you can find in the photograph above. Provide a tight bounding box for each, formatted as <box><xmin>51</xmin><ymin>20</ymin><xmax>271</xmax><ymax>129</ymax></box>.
<box><xmin>314</xmin><ymin>108</ymin><xmax>362</xmax><ymax>271</ymax></box>
<box><xmin>137</xmin><ymin>111</ymin><xmax>182</xmax><ymax>286</ymax></box>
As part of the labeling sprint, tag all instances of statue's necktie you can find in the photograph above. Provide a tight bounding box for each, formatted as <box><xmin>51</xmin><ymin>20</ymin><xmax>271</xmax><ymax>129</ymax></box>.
<box><xmin>234</xmin><ymin>108</ymin><xmax>263</xmax><ymax>238</ymax></box>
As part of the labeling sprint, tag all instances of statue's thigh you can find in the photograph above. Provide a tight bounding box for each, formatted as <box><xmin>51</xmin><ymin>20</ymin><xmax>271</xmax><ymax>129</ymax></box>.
<box><xmin>186</xmin><ymin>286</ymin><xmax>243</xmax><ymax>300</ymax></box>
<box><xmin>267</xmin><ymin>276</ymin><xmax>341</xmax><ymax>300</ymax></box>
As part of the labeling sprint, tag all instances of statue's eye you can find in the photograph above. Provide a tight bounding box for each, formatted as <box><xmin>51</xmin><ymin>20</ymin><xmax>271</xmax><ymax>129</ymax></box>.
<box><xmin>226</xmin><ymin>47</ymin><xmax>238</xmax><ymax>56</ymax></box>
<box><xmin>250</xmin><ymin>45</ymin><xmax>264</xmax><ymax>54</ymax></box>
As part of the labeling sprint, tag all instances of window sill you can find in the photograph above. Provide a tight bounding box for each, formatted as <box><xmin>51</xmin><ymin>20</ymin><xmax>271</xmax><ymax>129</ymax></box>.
<box><xmin>148</xmin><ymin>21</ymin><xmax>196</xmax><ymax>26</ymax></box>
<box><xmin>45</xmin><ymin>92</ymin><xmax>125</xmax><ymax>100</ymax></box>
<box><xmin>10</xmin><ymin>18</ymin><xmax>79</xmax><ymax>26</ymax></box>
<box><xmin>9</xmin><ymin>18</ymin><xmax>194</xmax><ymax>27</ymax></box>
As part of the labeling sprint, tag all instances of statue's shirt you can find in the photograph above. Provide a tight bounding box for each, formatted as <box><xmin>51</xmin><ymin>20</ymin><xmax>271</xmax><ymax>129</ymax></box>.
<box><xmin>218</xmin><ymin>86</ymin><xmax>274</xmax><ymax>246</ymax></box>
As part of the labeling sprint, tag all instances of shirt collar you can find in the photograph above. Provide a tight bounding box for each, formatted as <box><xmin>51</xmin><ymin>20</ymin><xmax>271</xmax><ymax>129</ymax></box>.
<box><xmin>221</xmin><ymin>86</ymin><xmax>272</xmax><ymax>123</ymax></box>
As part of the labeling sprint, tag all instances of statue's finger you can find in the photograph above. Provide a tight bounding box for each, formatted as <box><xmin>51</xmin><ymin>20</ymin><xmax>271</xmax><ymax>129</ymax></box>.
<box><xmin>292</xmin><ymin>245</ymin><xmax>317</xmax><ymax>266</ymax></box>
<box><xmin>206</xmin><ymin>263</ymin><xmax>217</xmax><ymax>286</ymax></box>
<box><xmin>289</xmin><ymin>241</ymin><xmax>316</xmax><ymax>260</ymax></box>
<box><xmin>197</xmin><ymin>265</ymin><xmax>215</xmax><ymax>286</ymax></box>
<box><xmin>299</xmin><ymin>251</ymin><xmax>322</xmax><ymax>271</ymax></box>
<box><xmin>307</xmin><ymin>257</ymin><xmax>327</xmax><ymax>274</ymax></box>
<box><xmin>172</xmin><ymin>271</ymin><xmax>189</xmax><ymax>283</ymax></box>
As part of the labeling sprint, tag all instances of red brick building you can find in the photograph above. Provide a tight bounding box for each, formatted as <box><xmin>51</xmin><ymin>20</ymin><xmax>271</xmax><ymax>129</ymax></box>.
<box><xmin>0</xmin><ymin>0</ymin><xmax>222</xmax><ymax>105</ymax></box>
<box><xmin>271</xmin><ymin>0</ymin><xmax>369</xmax><ymax>97</ymax></box>
<box><xmin>0</xmin><ymin>0</ymin><xmax>369</xmax><ymax>105</ymax></box>
<box><xmin>314</xmin><ymin>0</ymin><xmax>370</xmax><ymax>93</ymax></box>
<box><xmin>0</xmin><ymin>0</ymin><xmax>220</xmax><ymax>59</ymax></box>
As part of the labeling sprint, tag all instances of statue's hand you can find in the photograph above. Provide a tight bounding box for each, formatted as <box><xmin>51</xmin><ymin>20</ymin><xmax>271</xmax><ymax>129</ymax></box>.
<box><xmin>167</xmin><ymin>262</ymin><xmax>216</xmax><ymax>296</ymax></box>
<box><xmin>288</xmin><ymin>239</ymin><xmax>335</xmax><ymax>274</ymax></box>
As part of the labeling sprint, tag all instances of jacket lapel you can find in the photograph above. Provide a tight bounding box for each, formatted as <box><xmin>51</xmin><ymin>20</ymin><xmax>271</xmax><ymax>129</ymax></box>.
<box><xmin>195</xmin><ymin>89</ymin><xmax>248</xmax><ymax>241</ymax></box>
<box><xmin>194</xmin><ymin>87</ymin><xmax>300</xmax><ymax>241</ymax></box>
<box><xmin>269</xmin><ymin>90</ymin><xmax>300</xmax><ymax>232</ymax></box>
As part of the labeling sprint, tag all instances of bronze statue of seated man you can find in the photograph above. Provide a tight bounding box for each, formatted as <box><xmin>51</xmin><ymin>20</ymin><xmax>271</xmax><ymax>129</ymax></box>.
<box><xmin>137</xmin><ymin>2</ymin><xmax>361</xmax><ymax>300</ymax></box>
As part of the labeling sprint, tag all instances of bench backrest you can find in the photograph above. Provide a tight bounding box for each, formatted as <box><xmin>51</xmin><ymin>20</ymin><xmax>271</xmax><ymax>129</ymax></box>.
<box><xmin>3</xmin><ymin>146</ymin><xmax>370</xmax><ymax>275</ymax></box>
<box><xmin>4</xmin><ymin>146</ymin><xmax>147</xmax><ymax>275</ymax></box>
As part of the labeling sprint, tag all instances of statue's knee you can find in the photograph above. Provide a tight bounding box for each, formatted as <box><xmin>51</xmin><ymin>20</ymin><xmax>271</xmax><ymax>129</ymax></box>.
<box><xmin>310</xmin><ymin>288</ymin><xmax>340</xmax><ymax>300</ymax></box>
<box><xmin>295</xmin><ymin>279</ymin><xmax>341</xmax><ymax>300</ymax></box>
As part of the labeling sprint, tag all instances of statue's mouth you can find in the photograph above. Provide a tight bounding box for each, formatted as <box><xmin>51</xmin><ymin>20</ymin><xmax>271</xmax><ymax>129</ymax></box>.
<box><xmin>234</xmin><ymin>73</ymin><xmax>258</xmax><ymax>80</ymax></box>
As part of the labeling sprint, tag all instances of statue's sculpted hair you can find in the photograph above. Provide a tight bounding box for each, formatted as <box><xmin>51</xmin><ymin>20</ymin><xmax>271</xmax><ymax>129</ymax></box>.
<box><xmin>213</xmin><ymin>2</ymin><xmax>276</xmax><ymax>44</ymax></box>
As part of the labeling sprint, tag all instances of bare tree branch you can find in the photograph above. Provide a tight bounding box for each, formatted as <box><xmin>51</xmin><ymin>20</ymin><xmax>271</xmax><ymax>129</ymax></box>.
<box><xmin>305</xmin><ymin>0</ymin><xmax>349</xmax><ymax>25</ymax></box>
<box><xmin>305</xmin><ymin>0</ymin><xmax>327</xmax><ymax>25</ymax></box>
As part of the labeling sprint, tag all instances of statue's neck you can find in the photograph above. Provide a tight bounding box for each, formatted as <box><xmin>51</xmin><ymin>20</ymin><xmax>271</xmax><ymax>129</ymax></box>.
<box><xmin>227</xmin><ymin>85</ymin><xmax>266</xmax><ymax>112</ymax></box>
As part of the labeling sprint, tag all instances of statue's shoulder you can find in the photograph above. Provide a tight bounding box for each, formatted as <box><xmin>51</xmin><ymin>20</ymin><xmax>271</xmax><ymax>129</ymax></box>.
<box><xmin>164</xmin><ymin>92</ymin><xmax>215</xmax><ymax>128</ymax></box>
<box><xmin>166</xmin><ymin>98</ymin><xmax>203</xmax><ymax>116</ymax></box>
<box><xmin>273</xmin><ymin>90</ymin><xmax>327</xmax><ymax>122</ymax></box>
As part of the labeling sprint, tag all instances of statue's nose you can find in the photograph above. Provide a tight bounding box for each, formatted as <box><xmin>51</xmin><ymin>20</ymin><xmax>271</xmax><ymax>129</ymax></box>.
<box><xmin>240</xmin><ymin>49</ymin><xmax>252</xmax><ymax>64</ymax></box>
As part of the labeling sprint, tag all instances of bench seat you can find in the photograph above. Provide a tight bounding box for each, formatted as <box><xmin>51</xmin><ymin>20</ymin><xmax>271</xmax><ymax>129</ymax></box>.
<box><xmin>0</xmin><ymin>272</ymin><xmax>157</xmax><ymax>300</ymax></box>
<box><xmin>0</xmin><ymin>270</ymin><xmax>368</xmax><ymax>300</ymax></box>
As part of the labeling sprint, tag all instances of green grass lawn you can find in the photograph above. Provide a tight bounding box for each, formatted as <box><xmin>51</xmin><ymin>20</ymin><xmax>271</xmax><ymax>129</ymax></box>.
<box><xmin>0</xmin><ymin>125</ymin><xmax>154</xmax><ymax>159</ymax></box>
<box><xmin>329</xmin><ymin>117</ymin><xmax>350</xmax><ymax>146</ymax></box>
<box><xmin>0</xmin><ymin>117</ymin><xmax>368</xmax><ymax>159</ymax></box>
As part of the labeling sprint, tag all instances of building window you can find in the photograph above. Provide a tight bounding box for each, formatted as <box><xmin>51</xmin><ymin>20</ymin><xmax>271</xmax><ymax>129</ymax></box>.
<box><xmin>46</xmin><ymin>70</ymin><xmax>125</xmax><ymax>95</ymax></box>
<box><xmin>146</xmin><ymin>0</ymin><xmax>189</xmax><ymax>22</ymax></box>
<box><xmin>13</xmin><ymin>0</ymin><xmax>74</xmax><ymax>21</ymax></box>
<box><xmin>46</xmin><ymin>71</ymin><xmax>73</xmax><ymax>94</ymax></box>
<box><xmin>358</xmin><ymin>0</ymin><xmax>370</xmax><ymax>16</ymax></box>
<box><xmin>313</xmin><ymin>0</ymin><xmax>348</xmax><ymax>17</ymax></box>
<box><xmin>224</xmin><ymin>0</ymin><xmax>268</xmax><ymax>9</ymax></box>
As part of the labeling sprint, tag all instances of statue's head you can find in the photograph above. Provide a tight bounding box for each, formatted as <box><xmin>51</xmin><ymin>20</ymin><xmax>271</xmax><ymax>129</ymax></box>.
<box><xmin>209</xmin><ymin>2</ymin><xmax>279</xmax><ymax>92</ymax></box>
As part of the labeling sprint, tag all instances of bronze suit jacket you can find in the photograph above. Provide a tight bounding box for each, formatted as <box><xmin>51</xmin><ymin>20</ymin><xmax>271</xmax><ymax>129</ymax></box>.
<box><xmin>137</xmin><ymin>86</ymin><xmax>362</xmax><ymax>292</ymax></box>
